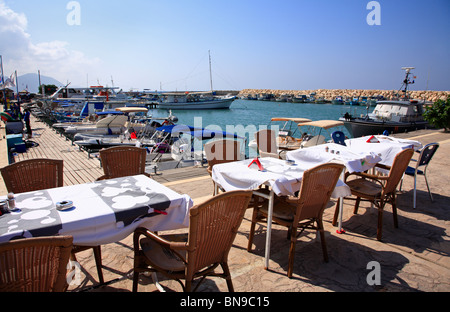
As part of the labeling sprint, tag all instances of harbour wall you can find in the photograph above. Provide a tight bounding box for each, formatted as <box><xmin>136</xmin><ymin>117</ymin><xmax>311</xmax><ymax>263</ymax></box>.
<box><xmin>238</xmin><ymin>89</ymin><xmax>450</xmax><ymax>102</ymax></box>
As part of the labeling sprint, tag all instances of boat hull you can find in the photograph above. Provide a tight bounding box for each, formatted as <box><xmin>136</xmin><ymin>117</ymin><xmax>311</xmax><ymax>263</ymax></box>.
<box><xmin>343</xmin><ymin>119</ymin><xmax>430</xmax><ymax>138</ymax></box>
<box><xmin>158</xmin><ymin>98</ymin><xmax>234</xmax><ymax>110</ymax></box>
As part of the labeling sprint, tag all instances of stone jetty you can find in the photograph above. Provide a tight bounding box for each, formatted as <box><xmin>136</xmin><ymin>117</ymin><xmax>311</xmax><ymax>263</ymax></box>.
<box><xmin>239</xmin><ymin>89</ymin><xmax>450</xmax><ymax>102</ymax></box>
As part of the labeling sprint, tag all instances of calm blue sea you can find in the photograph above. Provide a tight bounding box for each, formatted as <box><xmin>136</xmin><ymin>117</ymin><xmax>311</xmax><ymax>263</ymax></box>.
<box><xmin>148</xmin><ymin>99</ymin><xmax>368</xmax><ymax>140</ymax></box>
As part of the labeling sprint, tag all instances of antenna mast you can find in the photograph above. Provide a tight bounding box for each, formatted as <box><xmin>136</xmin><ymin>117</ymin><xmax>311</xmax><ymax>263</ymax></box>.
<box><xmin>399</xmin><ymin>67</ymin><xmax>415</xmax><ymax>99</ymax></box>
<box><xmin>209</xmin><ymin>50</ymin><xmax>213</xmax><ymax>92</ymax></box>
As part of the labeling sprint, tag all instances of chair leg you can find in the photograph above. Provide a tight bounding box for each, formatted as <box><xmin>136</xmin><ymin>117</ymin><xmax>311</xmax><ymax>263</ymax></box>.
<box><xmin>317</xmin><ymin>220</ymin><xmax>329</xmax><ymax>263</ymax></box>
<box><xmin>353</xmin><ymin>197</ymin><xmax>361</xmax><ymax>215</ymax></box>
<box><xmin>391</xmin><ymin>198</ymin><xmax>399</xmax><ymax>229</ymax></box>
<box><xmin>93</xmin><ymin>246</ymin><xmax>104</xmax><ymax>284</ymax></box>
<box><xmin>221</xmin><ymin>262</ymin><xmax>234</xmax><ymax>292</ymax></box>
<box><xmin>247</xmin><ymin>208</ymin><xmax>258</xmax><ymax>252</ymax></box>
<box><xmin>132</xmin><ymin>270</ymin><xmax>139</xmax><ymax>292</ymax></box>
<box><xmin>413</xmin><ymin>174</ymin><xmax>417</xmax><ymax>209</ymax></box>
<box><xmin>287</xmin><ymin>236</ymin><xmax>297</xmax><ymax>279</ymax></box>
<box><xmin>377</xmin><ymin>205</ymin><xmax>384</xmax><ymax>241</ymax></box>
<box><xmin>424</xmin><ymin>172</ymin><xmax>434</xmax><ymax>202</ymax></box>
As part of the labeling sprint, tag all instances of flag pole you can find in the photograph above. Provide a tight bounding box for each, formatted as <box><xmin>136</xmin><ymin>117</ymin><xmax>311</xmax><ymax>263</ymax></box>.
<box><xmin>0</xmin><ymin>55</ymin><xmax>6</xmax><ymax>110</ymax></box>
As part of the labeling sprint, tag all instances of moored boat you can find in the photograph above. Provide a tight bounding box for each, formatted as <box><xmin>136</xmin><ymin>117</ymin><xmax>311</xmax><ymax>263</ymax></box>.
<box><xmin>340</xmin><ymin>67</ymin><xmax>430</xmax><ymax>138</ymax></box>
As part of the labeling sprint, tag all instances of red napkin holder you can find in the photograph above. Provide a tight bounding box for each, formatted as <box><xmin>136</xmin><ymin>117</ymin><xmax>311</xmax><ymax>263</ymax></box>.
<box><xmin>248</xmin><ymin>158</ymin><xmax>265</xmax><ymax>171</ymax></box>
<box><xmin>366</xmin><ymin>135</ymin><xmax>380</xmax><ymax>143</ymax></box>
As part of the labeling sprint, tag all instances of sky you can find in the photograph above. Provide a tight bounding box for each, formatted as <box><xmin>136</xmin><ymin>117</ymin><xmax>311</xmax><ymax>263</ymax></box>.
<box><xmin>1</xmin><ymin>0</ymin><xmax>449</xmax><ymax>92</ymax></box>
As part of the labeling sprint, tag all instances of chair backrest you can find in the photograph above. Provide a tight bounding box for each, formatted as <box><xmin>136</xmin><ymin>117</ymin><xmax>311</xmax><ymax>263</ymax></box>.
<box><xmin>417</xmin><ymin>143</ymin><xmax>439</xmax><ymax>168</ymax></box>
<box><xmin>255</xmin><ymin>129</ymin><xmax>278</xmax><ymax>156</ymax></box>
<box><xmin>0</xmin><ymin>159</ymin><xmax>64</xmax><ymax>193</ymax></box>
<box><xmin>331</xmin><ymin>131</ymin><xmax>346</xmax><ymax>146</ymax></box>
<box><xmin>185</xmin><ymin>190</ymin><xmax>252</xmax><ymax>280</ymax></box>
<box><xmin>383</xmin><ymin>148</ymin><xmax>415</xmax><ymax>195</ymax></box>
<box><xmin>99</xmin><ymin>146</ymin><xmax>147</xmax><ymax>179</ymax></box>
<box><xmin>0</xmin><ymin>236</ymin><xmax>73</xmax><ymax>292</ymax></box>
<box><xmin>205</xmin><ymin>139</ymin><xmax>242</xmax><ymax>175</ymax></box>
<box><xmin>293</xmin><ymin>163</ymin><xmax>345</xmax><ymax>222</ymax></box>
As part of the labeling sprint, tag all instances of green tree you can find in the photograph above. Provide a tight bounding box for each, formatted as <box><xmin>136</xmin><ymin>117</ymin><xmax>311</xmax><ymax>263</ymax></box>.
<box><xmin>423</xmin><ymin>96</ymin><xmax>450</xmax><ymax>132</ymax></box>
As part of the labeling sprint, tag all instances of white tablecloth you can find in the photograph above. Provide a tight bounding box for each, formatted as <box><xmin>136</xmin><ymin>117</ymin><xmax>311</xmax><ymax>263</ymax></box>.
<box><xmin>286</xmin><ymin>143</ymin><xmax>382</xmax><ymax>173</ymax></box>
<box><xmin>0</xmin><ymin>175</ymin><xmax>192</xmax><ymax>246</ymax></box>
<box><xmin>345</xmin><ymin>135</ymin><xmax>422</xmax><ymax>166</ymax></box>
<box><xmin>212</xmin><ymin>157</ymin><xmax>350</xmax><ymax>198</ymax></box>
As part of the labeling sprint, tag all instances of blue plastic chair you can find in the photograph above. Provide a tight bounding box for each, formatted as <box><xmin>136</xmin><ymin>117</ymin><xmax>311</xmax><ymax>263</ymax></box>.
<box><xmin>400</xmin><ymin>143</ymin><xmax>439</xmax><ymax>209</ymax></box>
<box><xmin>331</xmin><ymin>131</ymin><xmax>346</xmax><ymax>146</ymax></box>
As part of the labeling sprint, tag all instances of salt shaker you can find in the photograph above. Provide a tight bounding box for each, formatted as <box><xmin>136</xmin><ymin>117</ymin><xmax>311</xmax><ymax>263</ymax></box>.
<box><xmin>7</xmin><ymin>193</ymin><xmax>15</xmax><ymax>210</ymax></box>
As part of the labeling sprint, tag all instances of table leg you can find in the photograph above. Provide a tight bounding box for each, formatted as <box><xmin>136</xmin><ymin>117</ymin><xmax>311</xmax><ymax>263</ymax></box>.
<box><xmin>337</xmin><ymin>171</ymin><xmax>346</xmax><ymax>234</ymax></box>
<box><xmin>264</xmin><ymin>191</ymin><xmax>274</xmax><ymax>270</ymax></box>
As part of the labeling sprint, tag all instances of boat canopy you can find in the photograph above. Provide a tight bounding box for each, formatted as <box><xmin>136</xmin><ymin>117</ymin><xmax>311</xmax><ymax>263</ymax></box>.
<box><xmin>156</xmin><ymin>125</ymin><xmax>245</xmax><ymax>140</ymax></box>
<box><xmin>298</xmin><ymin>120</ymin><xmax>344</xmax><ymax>130</ymax></box>
<box><xmin>115</xmin><ymin>107</ymin><xmax>148</xmax><ymax>113</ymax></box>
<box><xmin>271</xmin><ymin>117</ymin><xmax>312</xmax><ymax>123</ymax></box>
<box><xmin>96</xmin><ymin>111</ymin><xmax>124</xmax><ymax>116</ymax></box>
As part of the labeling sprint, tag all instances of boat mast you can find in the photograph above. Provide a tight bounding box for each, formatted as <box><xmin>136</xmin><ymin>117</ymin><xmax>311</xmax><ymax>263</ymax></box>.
<box><xmin>399</xmin><ymin>67</ymin><xmax>415</xmax><ymax>99</ymax></box>
<box><xmin>209</xmin><ymin>50</ymin><xmax>213</xmax><ymax>92</ymax></box>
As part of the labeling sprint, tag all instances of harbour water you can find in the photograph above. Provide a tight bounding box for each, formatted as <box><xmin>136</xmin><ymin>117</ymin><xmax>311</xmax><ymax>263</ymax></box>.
<box><xmin>148</xmin><ymin>99</ymin><xmax>368</xmax><ymax>139</ymax></box>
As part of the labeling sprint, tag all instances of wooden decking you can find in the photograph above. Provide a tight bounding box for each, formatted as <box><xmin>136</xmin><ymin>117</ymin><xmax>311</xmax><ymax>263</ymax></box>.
<box><xmin>11</xmin><ymin>115</ymin><xmax>105</xmax><ymax>187</ymax></box>
<box><xmin>0</xmin><ymin>114</ymin><xmax>211</xmax><ymax>196</ymax></box>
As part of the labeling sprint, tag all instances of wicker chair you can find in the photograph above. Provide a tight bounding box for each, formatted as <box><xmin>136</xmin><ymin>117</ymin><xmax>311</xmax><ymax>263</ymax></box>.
<box><xmin>247</xmin><ymin>163</ymin><xmax>345</xmax><ymax>278</ymax></box>
<box><xmin>205</xmin><ymin>139</ymin><xmax>242</xmax><ymax>195</ymax></box>
<box><xmin>0</xmin><ymin>236</ymin><xmax>73</xmax><ymax>292</ymax></box>
<box><xmin>0</xmin><ymin>158</ymin><xmax>63</xmax><ymax>193</ymax></box>
<box><xmin>97</xmin><ymin>146</ymin><xmax>151</xmax><ymax>181</ymax></box>
<box><xmin>333</xmin><ymin>148</ymin><xmax>414</xmax><ymax>241</ymax></box>
<box><xmin>132</xmin><ymin>190</ymin><xmax>253</xmax><ymax>292</ymax></box>
<box><xmin>1</xmin><ymin>159</ymin><xmax>103</xmax><ymax>284</ymax></box>
<box><xmin>255</xmin><ymin>129</ymin><xmax>282</xmax><ymax>159</ymax></box>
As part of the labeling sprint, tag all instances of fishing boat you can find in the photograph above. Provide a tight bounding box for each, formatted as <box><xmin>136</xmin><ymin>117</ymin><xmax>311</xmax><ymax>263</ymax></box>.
<box><xmin>155</xmin><ymin>51</ymin><xmax>235</xmax><ymax>110</ymax></box>
<box><xmin>156</xmin><ymin>92</ymin><xmax>235</xmax><ymax>110</ymax></box>
<box><xmin>340</xmin><ymin>67</ymin><xmax>430</xmax><ymax>138</ymax></box>
<box><xmin>332</xmin><ymin>96</ymin><xmax>344</xmax><ymax>105</ymax></box>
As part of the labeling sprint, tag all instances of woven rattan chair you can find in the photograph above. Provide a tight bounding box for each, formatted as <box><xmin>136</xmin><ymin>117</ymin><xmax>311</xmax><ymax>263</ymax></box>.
<box><xmin>333</xmin><ymin>148</ymin><xmax>414</xmax><ymax>241</ymax></box>
<box><xmin>247</xmin><ymin>163</ymin><xmax>345</xmax><ymax>278</ymax></box>
<box><xmin>205</xmin><ymin>139</ymin><xmax>242</xmax><ymax>176</ymax></box>
<box><xmin>0</xmin><ymin>236</ymin><xmax>73</xmax><ymax>292</ymax></box>
<box><xmin>205</xmin><ymin>139</ymin><xmax>242</xmax><ymax>195</ymax></box>
<box><xmin>97</xmin><ymin>146</ymin><xmax>150</xmax><ymax>181</ymax></box>
<box><xmin>0</xmin><ymin>158</ymin><xmax>63</xmax><ymax>193</ymax></box>
<box><xmin>255</xmin><ymin>129</ymin><xmax>282</xmax><ymax>159</ymax></box>
<box><xmin>132</xmin><ymin>190</ymin><xmax>253</xmax><ymax>292</ymax></box>
<box><xmin>0</xmin><ymin>158</ymin><xmax>104</xmax><ymax>284</ymax></box>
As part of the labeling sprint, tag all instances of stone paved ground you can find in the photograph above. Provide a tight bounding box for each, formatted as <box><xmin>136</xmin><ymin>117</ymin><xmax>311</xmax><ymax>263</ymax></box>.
<box><xmin>67</xmin><ymin>129</ymin><xmax>450</xmax><ymax>293</ymax></box>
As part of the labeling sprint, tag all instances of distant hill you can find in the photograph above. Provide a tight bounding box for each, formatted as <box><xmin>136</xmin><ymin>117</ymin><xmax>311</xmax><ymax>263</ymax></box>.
<box><xmin>16</xmin><ymin>73</ymin><xmax>63</xmax><ymax>93</ymax></box>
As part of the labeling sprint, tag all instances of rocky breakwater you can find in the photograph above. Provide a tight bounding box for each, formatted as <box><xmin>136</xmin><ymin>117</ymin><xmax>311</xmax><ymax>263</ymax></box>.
<box><xmin>239</xmin><ymin>89</ymin><xmax>450</xmax><ymax>102</ymax></box>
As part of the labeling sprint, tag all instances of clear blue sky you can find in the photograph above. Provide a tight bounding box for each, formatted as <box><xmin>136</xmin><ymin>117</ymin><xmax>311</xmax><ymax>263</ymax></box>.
<box><xmin>1</xmin><ymin>0</ymin><xmax>449</xmax><ymax>91</ymax></box>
